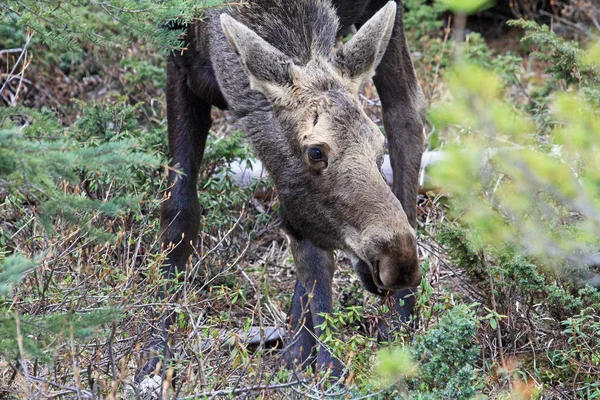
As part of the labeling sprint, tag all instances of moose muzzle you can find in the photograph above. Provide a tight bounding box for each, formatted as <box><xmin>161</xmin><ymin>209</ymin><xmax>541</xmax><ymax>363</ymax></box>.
<box><xmin>372</xmin><ymin>244</ymin><xmax>421</xmax><ymax>290</ymax></box>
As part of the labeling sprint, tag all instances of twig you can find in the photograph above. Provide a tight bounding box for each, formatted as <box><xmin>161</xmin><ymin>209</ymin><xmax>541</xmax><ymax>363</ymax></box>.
<box><xmin>0</xmin><ymin>48</ymin><xmax>24</xmax><ymax>56</ymax></box>
<box><xmin>538</xmin><ymin>10</ymin><xmax>591</xmax><ymax>36</ymax></box>
<box><xmin>0</xmin><ymin>30</ymin><xmax>33</xmax><ymax>97</ymax></box>
<box><xmin>12</xmin><ymin>34</ymin><xmax>32</xmax><ymax>104</ymax></box>
<box><xmin>177</xmin><ymin>380</ymin><xmax>305</xmax><ymax>399</ymax></box>
<box><xmin>15</xmin><ymin>315</ymin><xmax>33</xmax><ymax>398</ymax></box>
<box><xmin>70</xmin><ymin>325</ymin><xmax>83</xmax><ymax>400</ymax></box>
<box><xmin>106</xmin><ymin>322</ymin><xmax>118</xmax><ymax>383</ymax></box>
<box><xmin>483</xmin><ymin>252</ymin><xmax>505</xmax><ymax>367</ymax></box>
<box><xmin>25</xmin><ymin>375</ymin><xmax>94</xmax><ymax>399</ymax></box>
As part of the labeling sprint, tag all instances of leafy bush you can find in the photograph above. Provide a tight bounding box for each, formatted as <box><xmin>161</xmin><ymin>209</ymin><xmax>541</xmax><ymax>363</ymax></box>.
<box><xmin>408</xmin><ymin>304</ymin><xmax>482</xmax><ymax>399</ymax></box>
<box><xmin>1</xmin><ymin>0</ymin><xmax>225</xmax><ymax>50</ymax></box>
<box><xmin>1</xmin><ymin>107</ymin><xmax>159</xmax><ymax>237</ymax></box>
<box><xmin>431</xmin><ymin>48</ymin><xmax>600</xmax><ymax>282</ymax></box>
<box><xmin>429</xmin><ymin>14</ymin><xmax>600</xmax><ymax>395</ymax></box>
<box><xmin>0</xmin><ymin>103</ymin><xmax>159</xmax><ymax>386</ymax></box>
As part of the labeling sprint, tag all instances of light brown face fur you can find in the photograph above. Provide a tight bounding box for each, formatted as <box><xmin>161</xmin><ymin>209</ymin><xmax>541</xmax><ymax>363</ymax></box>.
<box><xmin>219</xmin><ymin>2</ymin><xmax>421</xmax><ymax>291</ymax></box>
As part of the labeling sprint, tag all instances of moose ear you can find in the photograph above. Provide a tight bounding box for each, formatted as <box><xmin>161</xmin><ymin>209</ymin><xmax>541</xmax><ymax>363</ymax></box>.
<box><xmin>220</xmin><ymin>13</ymin><xmax>294</xmax><ymax>98</ymax></box>
<box><xmin>334</xmin><ymin>1</ymin><xmax>396</xmax><ymax>85</ymax></box>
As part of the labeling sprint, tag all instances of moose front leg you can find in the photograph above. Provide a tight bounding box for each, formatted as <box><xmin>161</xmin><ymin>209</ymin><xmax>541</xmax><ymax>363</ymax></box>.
<box><xmin>285</xmin><ymin>238</ymin><xmax>343</xmax><ymax>377</ymax></box>
<box><xmin>284</xmin><ymin>279</ymin><xmax>316</xmax><ymax>369</ymax></box>
<box><xmin>137</xmin><ymin>58</ymin><xmax>212</xmax><ymax>379</ymax></box>
<box><xmin>372</xmin><ymin>1</ymin><xmax>426</xmax><ymax>324</ymax></box>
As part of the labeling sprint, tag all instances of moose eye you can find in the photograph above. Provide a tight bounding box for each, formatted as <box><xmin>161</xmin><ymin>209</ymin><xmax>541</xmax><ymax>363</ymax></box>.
<box><xmin>308</xmin><ymin>147</ymin><xmax>323</xmax><ymax>161</ymax></box>
<box><xmin>313</xmin><ymin>112</ymin><xmax>319</xmax><ymax>126</ymax></box>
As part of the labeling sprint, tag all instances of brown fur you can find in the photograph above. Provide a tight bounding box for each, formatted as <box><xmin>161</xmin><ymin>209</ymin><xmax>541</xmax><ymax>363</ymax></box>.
<box><xmin>147</xmin><ymin>0</ymin><xmax>426</xmax><ymax>379</ymax></box>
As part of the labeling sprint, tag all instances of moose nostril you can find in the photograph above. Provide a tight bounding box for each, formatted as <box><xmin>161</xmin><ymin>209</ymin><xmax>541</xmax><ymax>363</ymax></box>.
<box><xmin>374</xmin><ymin>253</ymin><xmax>400</xmax><ymax>289</ymax></box>
<box><xmin>374</xmin><ymin>259</ymin><xmax>380</xmax><ymax>278</ymax></box>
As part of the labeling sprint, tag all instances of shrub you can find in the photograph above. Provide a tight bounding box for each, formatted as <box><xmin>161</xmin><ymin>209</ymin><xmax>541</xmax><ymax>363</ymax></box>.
<box><xmin>408</xmin><ymin>304</ymin><xmax>482</xmax><ymax>399</ymax></box>
<box><xmin>429</xmin><ymin>13</ymin><xmax>600</xmax><ymax>395</ymax></box>
<box><xmin>0</xmin><ymin>104</ymin><xmax>158</xmax><ymax>386</ymax></box>
<box><xmin>1</xmin><ymin>0</ymin><xmax>225</xmax><ymax>50</ymax></box>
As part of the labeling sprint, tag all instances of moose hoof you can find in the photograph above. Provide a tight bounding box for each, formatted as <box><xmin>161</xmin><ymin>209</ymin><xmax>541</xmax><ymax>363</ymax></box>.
<box><xmin>126</xmin><ymin>374</ymin><xmax>163</xmax><ymax>400</ymax></box>
<box><xmin>135</xmin><ymin>340</ymin><xmax>169</xmax><ymax>383</ymax></box>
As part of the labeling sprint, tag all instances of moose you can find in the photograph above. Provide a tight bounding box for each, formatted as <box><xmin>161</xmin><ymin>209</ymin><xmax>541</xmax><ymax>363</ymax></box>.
<box><xmin>147</xmin><ymin>0</ymin><xmax>426</xmax><ymax>380</ymax></box>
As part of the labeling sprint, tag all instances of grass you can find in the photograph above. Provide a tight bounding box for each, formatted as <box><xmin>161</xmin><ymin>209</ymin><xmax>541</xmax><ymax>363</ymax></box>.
<box><xmin>2</xmin><ymin>2</ymin><xmax>600</xmax><ymax>399</ymax></box>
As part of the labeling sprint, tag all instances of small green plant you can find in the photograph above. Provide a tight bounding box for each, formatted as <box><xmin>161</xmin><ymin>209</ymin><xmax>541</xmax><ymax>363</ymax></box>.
<box><xmin>408</xmin><ymin>303</ymin><xmax>483</xmax><ymax>399</ymax></box>
<box><xmin>316</xmin><ymin>306</ymin><xmax>378</xmax><ymax>384</ymax></box>
<box><xmin>508</xmin><ymin>20</ymin><xmax>599</xmax><ymax>88</ymax></box>
<box><xmin>375</xmin><ymin>346</ymin><xmax>418</xmax><ymax>385</ymax></box>
<box><xmin>464</xmin><ymin>32</ymin><xmax>523</xmax><ymax>86</ymax></box>
<box><xmin>403</xmin><ymin>0</ymin><xmax>450</xmax><ymax>101</ymax></box>
<box><xmin>545</xmin><ymin>308</ymin><xmax>600</xmax><ymax>397</ymax></box>
<box><xmin>350</xmin><ymin>302</ymin><xmax>482</xmax><ymax>399</ymax></box>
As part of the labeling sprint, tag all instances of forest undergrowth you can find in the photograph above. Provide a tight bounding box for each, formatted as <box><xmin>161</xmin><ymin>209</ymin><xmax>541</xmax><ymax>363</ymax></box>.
<box><xmin>1</xmin><ymin>0</ymin><xmax>600</xmax><ymax>398</ymax></box>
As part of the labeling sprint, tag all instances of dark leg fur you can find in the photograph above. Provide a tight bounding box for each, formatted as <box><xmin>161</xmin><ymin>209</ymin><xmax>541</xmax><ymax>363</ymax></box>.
<box><xmin>371</xmin><ymin>0</ymin><xmax>426</xmax><ymax>226</ymax></box>
<box><xmin>377</xmin><ymin>288</ymin><xmax>417</xmax><ymax>341</ymax></box>
<box><xmin>284</xmin><ymin>280</ymin><xmax>316</xmax><ymax>368</ymax></box>
<box><xmin>161</xmin><ymin>58</ymin><xmax>212</xmax><ymax>284</ymax></box>
<box><xmin>285</xmin><ymin>238</ymin><xmax>343</xmax><ymax>377</ymax></box>
<box><xmin>137</xmin><ymin>58</ymin><xmax>212</xmax><ymax>380</ymax></box>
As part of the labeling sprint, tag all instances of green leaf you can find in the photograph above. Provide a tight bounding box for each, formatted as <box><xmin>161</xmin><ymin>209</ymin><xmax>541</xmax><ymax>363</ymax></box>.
<box><xmin>375</xmin><ymin>347</ymin><xmax>417</xmax><ymax>386</ymax></box>
<box><xmin>439</xmin><ymin>0</ymin><xmax>494</xmax><ymax>14</ymax></box>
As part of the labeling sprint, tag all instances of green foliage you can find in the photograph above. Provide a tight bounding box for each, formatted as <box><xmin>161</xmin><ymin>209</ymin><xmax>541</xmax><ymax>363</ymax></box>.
<box><xmin>408</xmin><ymin>304</ymin><xmax>482</xmax><ymax>399</ymax></box>
<box><xmin>202</xmin><ymin>130</ymin><xmax>251</xmax><ymax>178</ymax></box>
<box><xmin>0</xmin><ymin>252</ymin><xmax>34</xmax><ymax>296</ymax></box>
<box><xmin>0</xmin><ymin>14</ymin><xmax>31</xmax><ymax>49</ymax></box>
<box><xmin>546</xmin><ymin>308</ymin><xmax>600</xmax><ymax>397</ymax></box>
<box><xmin>317</xmin><ymin>306</ymin><xmax>378</xmax><ymax>383</ymax></box>
<box><xmin>509</xmin><ymin>19</ymin><xmax>600</xmax><ymax>109</ymax></box>
<box><xmin>403</xmin><ymin>0</ymin><xmax>450</xmax><ymax>100</ymax></box>
<box><xmin>0</xmin><ymin>305</ymin><xmax>121</xmax><ymax>362</ymax></box>
<box><xmin>375</xmin><ymin>347</ymin><xmax>417</xmax><ymax>385</ymax></box>
<box><xmin>429</xmin><ymin>16</ymin><xmax>600</xmax><ymax>395</ymax></box>
<box><xmin>199</xmin><ymin>131</ymin><xmax>264</xmax><ymax>228</ymax></box>
<box><xmin>440</xmin><ymin>0</ymin><xmax>494</xmax><ymax>14</ymax></box>
<box><xmin>438</xmin><ymin>222</ymin><xmax>600</xmax><ymax>322</ymax></box>
<box><xmin>0</xmin><ymin>253</ymin><xmax>121</xmax><ymax>372</ymax></box>
<box><xmin>508</xmin><ymin>20</ymin><xmax>599</xmax><ymax>86</ymax></box>
<box><xmin>351</xmin><ymin>302</ymin><xmax>482</xmax><ymax>399</ymax></box>
<box><xmin>437</xmin><ymin>223</ymin><xmax>486</xmax><ymax>282</ymax></box>
<box><xmin>464</xmin><ymin>33</ymin><xmax>523</xmax><ymax>86</ymax></box>
<box><xmin>1</xmin><ymin>105</ymin><xmax>160</xmax><ymax>241</ymax></box>
<box><xmin>403</xmin><ymin>0</ymin><xmax>448</xmax><ymax>42</ymax></box>
<box><xmin>0</xmin><ymin>97</ymin><xmax>158</xmax><ymax>369</ymax></box>
<box><xmin>1</xmin><ymin>0</ymin><xmax>226</xmax><ymax>50</ymax></box>
<box><xmin>431</xmin><ymin>56</ymin><xmax>600</xmax><ymax>273</ymax></box>
<box><xmin>120</xmin><ymin>57</ymin><xmax>167</xmax><ymax>98</ymax></box>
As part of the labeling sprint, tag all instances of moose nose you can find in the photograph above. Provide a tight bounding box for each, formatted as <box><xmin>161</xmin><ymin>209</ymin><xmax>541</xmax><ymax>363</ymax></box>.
<box><xmin>373</xmin><ymin>252</ymin><xmax>421</xmax><ymax>290</ymax></box>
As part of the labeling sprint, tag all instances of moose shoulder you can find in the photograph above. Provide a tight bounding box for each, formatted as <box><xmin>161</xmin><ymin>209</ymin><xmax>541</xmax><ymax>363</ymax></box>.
<box><xmin>153</xmin><ymin>0</ymin><xmax>425</xmax><ymax>379</ymax></box>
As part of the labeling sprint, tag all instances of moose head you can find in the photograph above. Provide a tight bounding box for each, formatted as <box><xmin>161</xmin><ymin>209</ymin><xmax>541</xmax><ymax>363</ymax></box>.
<box><xmin>219</xmin><ymin>2</ymin><xmax>421</xmax><ymax>292</ymax></box>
